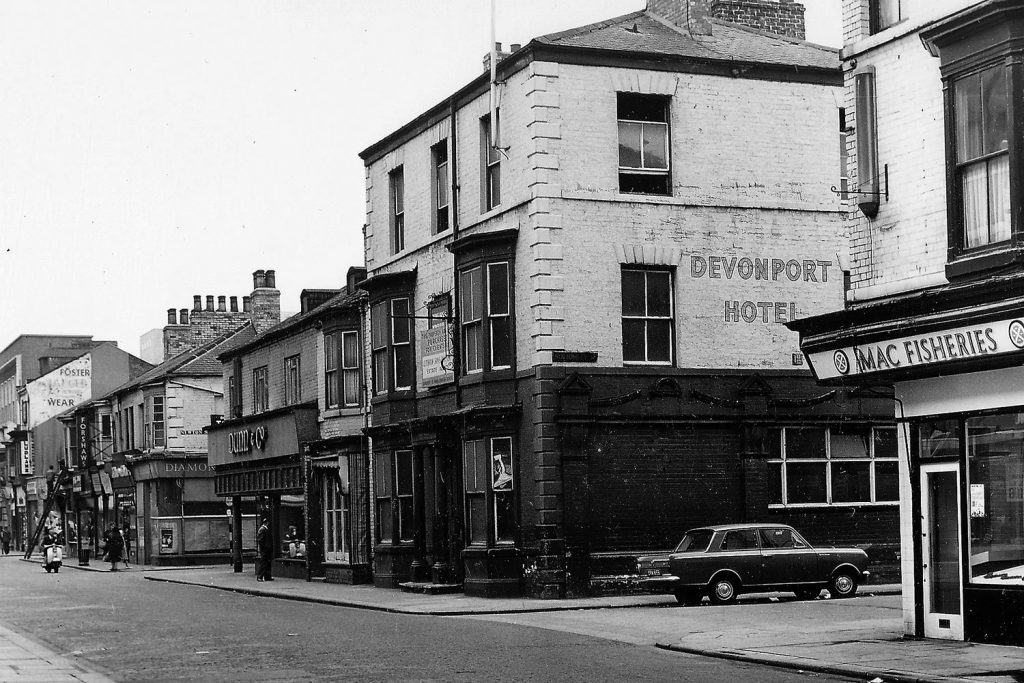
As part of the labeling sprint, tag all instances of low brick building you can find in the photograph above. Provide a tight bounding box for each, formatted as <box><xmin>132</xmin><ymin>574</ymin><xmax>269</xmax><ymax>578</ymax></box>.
<box><xmin>359</xmin><ymin>0</ymin><xmax>898</xmax><ymax>599</ymax></box>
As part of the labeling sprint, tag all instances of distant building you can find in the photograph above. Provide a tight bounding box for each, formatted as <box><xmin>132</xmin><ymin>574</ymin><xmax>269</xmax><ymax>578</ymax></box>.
<box><xmin>208</xmin><ymin>267</ymin><xmax>369</xmax><ymax>583</ymax></box>
<box><xmin>138</xmin><ymin>328</ymin><xmax>164</xmax><ymax>365</ymax></box>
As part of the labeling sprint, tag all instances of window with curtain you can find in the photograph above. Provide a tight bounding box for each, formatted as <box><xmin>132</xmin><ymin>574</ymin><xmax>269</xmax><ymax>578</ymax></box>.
<box><xmin>955</xmin><ymin>65</ymin><xmax>1010</xmax><ymax>249</ymax></box>
<box><xmin>341</xmin><ymin>331</ymin><xmax>360</xmax><ymax>407</ymax></box>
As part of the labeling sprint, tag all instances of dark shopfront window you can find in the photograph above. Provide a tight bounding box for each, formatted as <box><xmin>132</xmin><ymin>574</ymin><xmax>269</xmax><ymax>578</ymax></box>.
<box><xmin>768</xmin><ymin>426</ymin><xmax>898</xmax><ymax>506</ymax></box>
<box><xmin>463</xmin><ymin>437</ymin><xmax>515</xmax><ymax>545</ymax></box>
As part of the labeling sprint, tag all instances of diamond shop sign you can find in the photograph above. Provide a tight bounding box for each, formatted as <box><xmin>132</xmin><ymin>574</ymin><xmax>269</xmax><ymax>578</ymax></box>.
<box><xmin>228</xmin><ymin>426</ymin><xmax>268</xmax><ymax>455</ymax></box>
<box><xmin>807</xmin><ymin>317</ymin><xmax>1024</xmax><ymax>381</ymax></box>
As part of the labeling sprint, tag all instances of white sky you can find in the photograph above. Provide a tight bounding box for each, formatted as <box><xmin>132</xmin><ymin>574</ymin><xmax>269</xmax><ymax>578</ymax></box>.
<box><xmin>0</xmin><ymin>0</ymin><xmax>841</xmax><ymax>357</ymax></box>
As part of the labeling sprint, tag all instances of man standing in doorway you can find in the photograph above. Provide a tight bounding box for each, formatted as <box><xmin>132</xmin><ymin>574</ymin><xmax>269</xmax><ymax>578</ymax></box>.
<box><xmin>256</xmin><ymin>517</ymin><xmax>273</xmax><ymax>582</ymax></box>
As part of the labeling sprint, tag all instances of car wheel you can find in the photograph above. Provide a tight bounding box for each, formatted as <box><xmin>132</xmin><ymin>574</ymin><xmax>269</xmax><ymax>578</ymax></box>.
<box><xmin>708</xmin><ymin>575</ymin><xmax>739</xmax><ymax>605</ymax></box>
<box><xmin>830</xmin><ymin>571</ymin><xmax>858</xmax><ymax>598</ymax></box>
<box><xmin>674</xmin><ymin>589</ymin><xmax>702</xmax><ymax>606</ymax></box>
<box><xmin>794</xmin><ymin>587</ymin><xmax>820</xmax><ymax>600</ymax></box>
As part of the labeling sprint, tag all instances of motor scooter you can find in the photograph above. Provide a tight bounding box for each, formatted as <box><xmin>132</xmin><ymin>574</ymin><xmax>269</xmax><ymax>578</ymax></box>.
<box><xmin>43</xmin><ymin>542</ymin><xmax>62</xmax><ymax>573</ymax></box>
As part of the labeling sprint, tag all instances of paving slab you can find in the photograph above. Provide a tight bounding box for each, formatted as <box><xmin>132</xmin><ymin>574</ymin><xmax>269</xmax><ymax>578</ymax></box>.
<box><xmin>0</xmin><ymin>621</ymin><xmax>114</xmax><ymax>682</ymax></box>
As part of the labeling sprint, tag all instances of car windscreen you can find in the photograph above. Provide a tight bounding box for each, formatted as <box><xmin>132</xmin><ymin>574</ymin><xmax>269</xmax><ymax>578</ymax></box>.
<box><xmin>674</xmin><ymin>530</ymin><xmax>714</xmax><ymax>553</ymax></box>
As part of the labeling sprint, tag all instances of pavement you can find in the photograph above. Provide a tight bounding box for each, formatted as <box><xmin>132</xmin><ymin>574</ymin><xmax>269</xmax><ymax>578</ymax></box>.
<box><xmin>0</xmin><ymin>614</ymin><xmax>113</xmax><ymax>682</ymax></box>
<box><xmin>10</xmin><ymin>555</ymin><xmax>1024</xmax><ymax>682</ymax></box>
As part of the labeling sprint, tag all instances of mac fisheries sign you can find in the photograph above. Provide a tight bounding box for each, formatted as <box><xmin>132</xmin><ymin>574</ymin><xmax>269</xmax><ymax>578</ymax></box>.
<box><xmin>808</xmin><ymin>317</ymin><xmax>1024</xmax><ymax>381</ymax></box>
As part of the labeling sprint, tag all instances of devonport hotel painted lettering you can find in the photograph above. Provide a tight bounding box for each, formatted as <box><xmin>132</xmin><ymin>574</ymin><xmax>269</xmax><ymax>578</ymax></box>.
<box><xmin>807</xmin><ymin>318</ymin><xmax>1023</xmax><ymax>381</ymax></box>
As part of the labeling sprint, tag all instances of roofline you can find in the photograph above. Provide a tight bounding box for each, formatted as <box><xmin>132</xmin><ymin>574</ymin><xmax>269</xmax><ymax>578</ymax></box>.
<box><xmin>218</xmin><ymin>292</ymin><xmax>363</xmax><ymax>362</ymax></box>
<box><xmin>359</xmin><ymin>40</ymin><xmax>840</xmax><ymax>165</ymax></box>
<box><xmin>0</xmin><ymin>334</ymin><xmax>97</xmax><ymax>359</ymax></box>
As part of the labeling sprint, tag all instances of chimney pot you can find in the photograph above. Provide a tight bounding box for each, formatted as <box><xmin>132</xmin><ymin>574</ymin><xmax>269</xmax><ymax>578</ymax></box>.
<box><xmin>265</xmin><ymin>269</ymin><xmax>276</xmax><ymax>288</ymax></box>
<box><xmin>193</xmin><ymin>295</ymin><xmax>202</xmax><ymax>311</ymax></box>
<box><xmin>511</xmin><ymin>43</ymin><xmax>521</xmax><ymax>52</ymax></box>
<box><xmin>243</xmin><ymin>296</ymin><xmax>252</xmax><ymax>313</ymax></box>
<box><xmin>206</xmin><ymin>295</ymin><xmax>214</xmax><ymax>311</ymax></box>
<box><xmin>167</xmin><ymin>308</ymin><xmax>177</xmax><ymax>325</ymax></box>
<box><xmin>253</xmin><ymin>269</ymin><xmax>266</xmax><ymax>289</ymax></box>
<box><xmin>230</xmin><ymin>296</ymin><xmax>239</xmax><ymax>312</ymax></box>
<box><xmin>179</xmin><ymin>309</ymin><xmax>189</xmax><ymax>326</ymax></box>
<box><xmin>217</xmin><ymin>296</ymin><xmax>227</xmax><ymax>312</ymax></box>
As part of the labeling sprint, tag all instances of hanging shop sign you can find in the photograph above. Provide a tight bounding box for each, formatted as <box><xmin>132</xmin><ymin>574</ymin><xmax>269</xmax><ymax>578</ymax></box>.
<box><xmin>807</xmin><ymin>317</ymin><xmax>1024</xmax><ymax>381</ymax></box>
<box><xmin>420</xmin><ymin>324</ymin><xmax>454</xmax><ymax>388</ymax></box>
<box><xmin>78</xmin><ymin>414</ymin><xmax>91</xmax><ymax>467</ymax></box>
<box><xmin>19</xmin><ymin>440</ymin><xmax>33</xmax><ymax>476</ymax></box>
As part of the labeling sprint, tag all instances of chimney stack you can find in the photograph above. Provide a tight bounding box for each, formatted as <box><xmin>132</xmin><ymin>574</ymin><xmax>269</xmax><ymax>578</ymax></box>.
<box><xmin>167</xmin><ymin>308</ymin><xmax>177</xmax><ymax>325</ymax></box>
<box><xmin>206</xmin><ymin>295</ymin><xmax>214</xmax><ymax>311</ymax></box>
<box><xmin>482</xmin><ymin>42</ymin><xmax>514</xmax><ymax>73</ymax></box>
<box><xmin>647</xmin><ymin>0</ymin><xmax>713</xmax><ymax>35</ymax></box>
<box><xmin>193</xmin><ymin>295</ymin><xmax>202</xmax><ymax>311</ymax></box>
<box><xmin>179</xmin><ymin>309</ymin><xmax>189</xmax><ymax>326</ymax></box>
<box><xmin>347</xmin><ymin>266</ymin><xmax>368</xmax><ymax>293</ymax></box>
<box><xmin>230</xmin><ymin>296</ymin><xmax>239</xmax><ymax>312</ymax></box>
<box><xmin>710</xmin><ymin>0</ymin><xmax>805</xmax><ymax>40</ymax></box>
<box><xmin>249</xmin><ymin>267</ymin><xmax>281</xmax><ymax>333</ymax></box>
<box><xmin>218</xmin><ymin>295</ymin><xmax>227</xmax><ymax>312</ymax></box>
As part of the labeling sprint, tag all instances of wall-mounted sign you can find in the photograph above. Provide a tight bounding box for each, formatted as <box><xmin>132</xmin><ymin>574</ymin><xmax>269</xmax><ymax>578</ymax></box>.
<box><xmin>421</xmin><ymin>324</ymin><xmax>454</xmax><ymax>388</ymax></box>
<box><xmin>552</xmin><ymin>351</ymin><xmax>598</xmax><ymax>363</ymax></box>
<box><xmin>26</xmin><ymin>354</ymin><xmax>92</xmax><ymax>428</ymax></box>
<box><xmin>807</xmin><ymin>317</ymin><xmax>1024</xmax><ymax>381</ymax></box>
<box><xmin>159</xmin><ymin>526</ymin><xmax>177</xmax><ymax>554</ymax></box>
<box><xmin>229</xmin><ymin>426</ymin><xmax>268</xmax><ymax>455</ymax></box>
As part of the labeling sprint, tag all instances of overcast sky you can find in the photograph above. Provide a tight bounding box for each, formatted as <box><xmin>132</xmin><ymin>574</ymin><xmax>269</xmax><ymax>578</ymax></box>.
<box><xmin>0</xmin><ymin>1</ymin><xmax>841</xmax><ymax>357</ymax></box>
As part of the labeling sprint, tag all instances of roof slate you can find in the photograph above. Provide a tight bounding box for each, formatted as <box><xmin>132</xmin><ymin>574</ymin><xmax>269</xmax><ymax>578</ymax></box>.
<box><xmin>533</xmin><ymin>11</ymin><xmax>837</xmax><ymax>70</ymax></box>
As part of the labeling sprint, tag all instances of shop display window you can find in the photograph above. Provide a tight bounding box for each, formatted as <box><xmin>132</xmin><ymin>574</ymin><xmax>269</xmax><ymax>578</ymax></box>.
<box><xmin>768</xmin><ymin>426</ymin><xmax>898</xmax><ymax>507</ymax></box>
<box><xmin>968</xmin><ymin>413</ymin><xmax>1024</xmax><ymax>586</ymax></box>
<box><xmin>463</xmin><ymin>436</ymin><xmax>515</xmax><ymax>546</ymax></box>
<box><xmin>278</xmin><ymin>494</ymin><xmax>305</xmax><ymax>558</ymax></box>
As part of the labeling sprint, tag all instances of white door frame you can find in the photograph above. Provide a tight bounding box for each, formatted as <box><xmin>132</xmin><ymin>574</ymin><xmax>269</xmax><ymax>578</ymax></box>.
<box><xmin>920</xmin><ymin>461</ymin><xmax>964</xmax><ymax>640</ymax></box>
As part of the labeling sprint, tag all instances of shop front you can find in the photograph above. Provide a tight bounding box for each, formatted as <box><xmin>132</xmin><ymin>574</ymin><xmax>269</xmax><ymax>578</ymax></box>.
<box><xmin>208</xmin><ymin>403</ymin><xmax>318</xmax><ymax>580</ymax></box>
<box><xmin>794</xmin><ymin>289</ymin><xmax>1024</xmax><ymax>645</ymax></box>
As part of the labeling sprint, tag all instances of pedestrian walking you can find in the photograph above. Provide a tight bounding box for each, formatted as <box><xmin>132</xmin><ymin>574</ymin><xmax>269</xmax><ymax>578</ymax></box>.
<box><xmin>256</xmin><ymin>517</ymin><xmax>273</xmax><ymax>582</ymax></box>
<box><xmin>0</xmin><ymin>526</ymin><xmax>10</xmax><ymax>555</ymax></box>
<box><xmin>103</xmin><ymin>524</ymin><xmax>124</xmax><ymax>572</ymax></box>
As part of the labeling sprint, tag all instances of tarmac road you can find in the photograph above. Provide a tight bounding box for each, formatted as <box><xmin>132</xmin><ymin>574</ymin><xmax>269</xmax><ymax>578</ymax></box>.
<box><xmin>0</xmin><ymin>557</ymin><xmax>858</xmax><ymax>682</ymax></box>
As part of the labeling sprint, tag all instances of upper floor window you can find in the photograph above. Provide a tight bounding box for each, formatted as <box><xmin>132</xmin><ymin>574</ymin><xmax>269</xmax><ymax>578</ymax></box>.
<box><xmin>955</xmin><ymin>65</ymin><xmax>1010</xmax><ymax>249</ymax></box>
<box><xmin>325</xmin><ymin>333</ymin><xmax>338</xmax><ymax>408</ymax></box>
<box><xmin>870</xmin><ymin>0</ymin><xmax>904</xmax><ymax>34</ymax></box>
<box><xmin>341</xmin><ymin>331</ymin><xmax>360</xmax><ymax>407</ymax></box>
<box><xmin>432</xmin><ymin>141</ymin><xmax>450</xmax><ymax>233</ymax></box>
<box><xmin>253</xmin><ymin>366</ymin><xmax>269</xmax><ymax>413</ymax></box>
<box><xmin>768</xmin><ymin>426</ymin><xmax>898</xmax><ymax>506</ymax></box>
<box><xmin>145</xmin><ymin>396</ymin><xmax>165</xmax><ymax>449</ymax></box>
<box><xmin>389</xmin><ymin>166</ymin><xmax>405</xmax><ymax>254</ymax></box>
<box><xmin>617</xmin><ymin>93</ymin><xmax>670</xmax><ymax>195</ymax></box>
<box><xmin>371</xmin><ymin>298</ymin><xmax>412</xmax><ymax>394</ymax></box>
<box><xmin>481</xmin><ymin>113</ymin><xmax>501</xmax><ymax>211</ymax></box>
<box><xmin>621</xmin><ymin>268</ymin><xmax>674</xmax><ymax>365</ymax></box>
<box><xmin>460</xmin><ymin>262</ymin><xmax>512</xmax><ymax>374</ymax></box>
<box><xmin>284</xmin><ymin>355</ymin><xmax>301</xmax><ymax>405</ymax></box>
<box><xmin>428</xmin><ymin>295</ymin><xmax>450</xmax><ymax>329</ymax></box>
<box><xmin>100</xmin><ymin>414</ymin><xmax>112</xmax><ymax>440</ymax></box>
<box><xmin>228</xmin><ymin>376</ymin><xmax>237</xmax><ymax>418</ymax></box>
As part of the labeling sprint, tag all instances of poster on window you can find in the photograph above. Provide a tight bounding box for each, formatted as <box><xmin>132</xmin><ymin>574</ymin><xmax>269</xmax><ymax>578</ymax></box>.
<box><xmin>491</xmin><ymin>439</ymin><xmax>513</xmax><ymax>491</ymax></box>
<box><xmin>971</xmin><ymin>484</ymin><xmax>986</xmax><ymax>518</ymax></box>
<box><xmin>159</xmin><ymin>525</ymin><xmax>178</xmax><ymax>554</ymax></box>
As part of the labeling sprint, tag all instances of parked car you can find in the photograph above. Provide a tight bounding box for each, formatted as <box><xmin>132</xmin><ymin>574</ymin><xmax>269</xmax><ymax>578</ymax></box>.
<box><xmin>637</xmin><ymin>523</ymin><xmax>869</xmax><ymax>605</ymax></box>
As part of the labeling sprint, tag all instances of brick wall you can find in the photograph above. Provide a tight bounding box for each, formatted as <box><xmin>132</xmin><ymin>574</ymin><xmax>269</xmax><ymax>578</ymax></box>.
<box><xmin>165</xmin><ymin>377</ymin><xmax>221</xmax><ymax>452</ymax></box>
<box><xmin>840</xmin><ymin>0</ymin><xmax>986</xmax><ymax>302</ymax></box>
<box><xmin>712</xmin><ymin>0</ymin><xmax>805</xmax><ymax>39</ymax></box>
<box><xmin>235</xmin><ymin>328</ymin><xmax>319</xmax><ymax>417</ymax></box>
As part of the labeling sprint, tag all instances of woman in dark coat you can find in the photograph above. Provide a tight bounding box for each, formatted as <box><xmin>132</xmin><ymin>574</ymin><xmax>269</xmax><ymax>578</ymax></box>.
<box><xmin>104</xmin><ymin>525</ymin><xmax>124</xmax><ymax>572</ymax></box>
<box><xmin>256</xmin><ymin>518</ymin><xmax>273</xmax><ymax>581</ymax></box>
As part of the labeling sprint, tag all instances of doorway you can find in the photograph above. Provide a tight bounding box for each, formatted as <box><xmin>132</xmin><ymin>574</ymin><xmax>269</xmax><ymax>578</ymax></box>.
<box><xmin>920</xmin><ymin>462</ymin><xmax>963</xmax><ymax>639</ymax></box>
